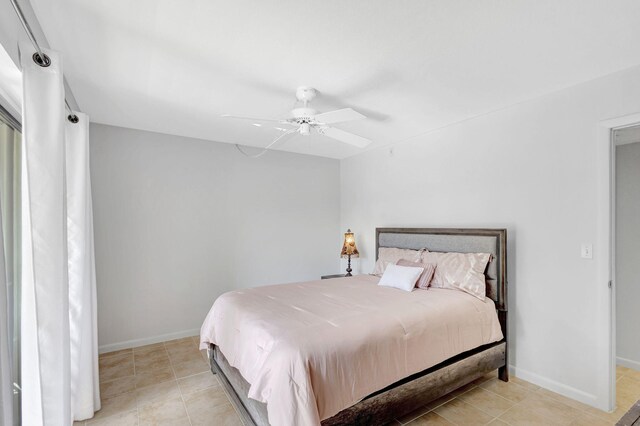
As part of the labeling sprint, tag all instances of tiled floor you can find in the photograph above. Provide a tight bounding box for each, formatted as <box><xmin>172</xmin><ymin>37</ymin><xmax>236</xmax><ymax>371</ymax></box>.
<box><xmin>78</xmin><ymin>336</ymin><xmax>243</xmax><ymax>425</ymax></box>
<box><xmin>82</xmin><ymin>338</ymin><xmax>638</xmax><ymax>425</ymax></box>
<box><xmin>396</xmin><ymin>365</ymin><xmax>639</xmax><ymax>425</ymax></box>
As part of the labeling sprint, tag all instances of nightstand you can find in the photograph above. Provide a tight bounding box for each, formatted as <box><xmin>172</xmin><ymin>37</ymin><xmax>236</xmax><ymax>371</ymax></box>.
<box><xmin>321</xmin><ymin>274</ymin><xmax>348</xmax><ymax>280</ymax></box>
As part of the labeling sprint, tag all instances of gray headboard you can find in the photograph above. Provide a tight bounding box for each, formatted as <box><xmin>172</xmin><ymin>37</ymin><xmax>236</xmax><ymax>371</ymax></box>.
<box><xmin>376</xmin><ymin>228</ymin><xmax>507</xmax><ymax>311</ymax></box>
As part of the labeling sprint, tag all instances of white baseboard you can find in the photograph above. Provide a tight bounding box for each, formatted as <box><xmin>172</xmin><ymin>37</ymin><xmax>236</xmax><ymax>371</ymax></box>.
<box><xmin>616</xmin><ymin>356</ymin><xmax>640</xmax><ymax>371</ymax></box>
<box><xmin>99</xmin><ymin>328</ymin><xmax>201</xmax><ymax>354</ymax></box>
<box><xmin>508</xmin><ymin>364</ymin><xmax>601</xmax><ymax>409</ymax></box>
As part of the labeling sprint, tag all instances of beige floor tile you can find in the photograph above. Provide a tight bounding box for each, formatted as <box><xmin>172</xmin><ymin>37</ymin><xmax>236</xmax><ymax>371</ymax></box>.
<box><xmin>172</xmin><ymin>358</ymin><xmax>209</xmax><ymax>378</ymax></box>
<box><xmin>168</xmin><ymin>347</ymin><xmax>204</xmax><ymax>364</ymax></box>
<box><xmin>135</xmin><ymin>356</ymin><xmax>172</xmax><ymax>374</ymax></box>
<box><xmin>164</xmin><ymin>337</ymin><xmax>195</xmax><ymax>347</ymax></box>
<box><xmin>406</xmin><ymin>411</ymin><xmax>454</xmax><ymax>425</ymax></box>
<box><xmin>135</xmin><ymin>366</ymin><xmax>175</xmax><ymax>388</ymax></box>
<box><xmin>510</xmin><ymin>376</ymin><xmax>541</xmax><ymax>392</ymax></box>
<box><xmin>184</xmin><ymin>388</ymin><xmax>241</xmax><ymax>426</ymax></box>
<box><xmin>395</xmin><ymin>402</ymin><xmax>433</xmax><ymax>424</ymax></box>
<box><xmin>616</xmin><ymin>381</ymin><xmax>640</xmax><ymax>411</ymax></box>
<box><xmin>177</xmin><ymin>372</ymin><xmax>219</xmax><ymax>395</ymax></box>
<box><xmin>100</xmin><ymin>376</ymin><xmax>136</xmax><ymax>399</ymax></box>
<box><xmin>616</xmin><ymin>365</ymin><xmax>631</xmax><ymax>375</ymax></box>
<box><xmin>165</xmin><ymin>342</ymin><xmax>198</xmax><ymax>358</ymax></box>
<box><xmin>480</xmin><ymin>378</ymin><xmax>533</xmax><ymax>403</ymax></box>
<box><xmin>517</xmin><ymin>391</ymin><xmax>583</xmax><ymax>425</ymax></box>
<box><xmin>99</xmin><ymin>348</ymin><xmax>133</xmax><ymax>359</ymax></box>
<box><xmin>136</xmin><ymin>380</ymin><xmax>181</xmax><ymax>407</ymax></box>
<box><xmin>73</xmin><ymin>421</ymin><xmax>85</xmax><ymax>426</ymax></box>
<box><xmin>87</xmin><ymin>409</ymin><xmax>138</xmax><ymax>425</ymax></box>
<box><xmin>91</xmin><ymin>392</ymin><xmax>138</xmax><ymax>421</ymax></box>
<box><xmin>99</xmin><ymin>361</ymin><xmax>135</xmax><ymax>384</ymax></box>
<box><xmin>498</xmin><ymin>403</ymin><xmax>565</xmax><ymax>426</ymax></box>
<box><xmin>434</xmin><ymin>398</ymin><xmax>494</xmax><ymax>425</ymax></box>
<box><xmin>134</xmin><ymin>349</ymin><xmax>169</xmax><ymax>364</ymax></box>
<box><xmin>568</xmin><ymin>412</ymin><xmax>616</xmax><ymax>426</ymax></box>
<box><xmin>623</xmin><ymin>368</ymin><xmax>640</xmax><ymax>382</ymax></box>
<box><xmin>459</xmin><ymin>387</ymin><xmax>516</xmax><ymax>417</ymax></box>
<box><xmin>532</xmin><ymin>387</ymin><xmax>610</xmax><ymax>421</ymax></box>
<box><xmin>487</xmin><ymin>419</ymin><xmax>510</xmax><ymax>425</ymax></box>
<box><xmin>99</xmin><ymin>353</ymin><xmax>133</xmax><ymax>369</ymax></box>
<box><xmin>395</xmin><ymin>393</ymin><xmax>457</xmax><ymax>424</ymax></box>
<box><xmin>138</xmin><ymin>396</ymin><xmax>190</xmax><ymax>425</ymax></box>
<box><xmin>617</xmin><ymin>395</ymin><xmax>638</xmax><ymax>411</ymax></box>
<box><xmin>186</xmin><ymin>386</ymin><xmax>230</xmax><ymax>407</ymax></box>
<box><xmin>133</xmin><ymin>342</ymin><xmax>165</xmax><ymax>355</ymax></box>
<box><xmin>586</xmin><ymin>404</ymin><xmax>631</xmax><ymax>424</ymax></box>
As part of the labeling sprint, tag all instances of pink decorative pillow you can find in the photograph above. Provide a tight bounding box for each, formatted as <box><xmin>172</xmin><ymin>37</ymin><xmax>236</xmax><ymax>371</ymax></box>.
<box><xmin>372</xmin><ymin>247</ymin><xmax>425</xmax><ymax>276</ymax></box>
<box><xmin>424</xmin><ymin>252</ymin><xmax>491</xmax><ymax>300</ymax></box>
<box><xmin>396</xmin><ymin>259</ymin><xmax>436</xmax><ymax>289</ymax></box>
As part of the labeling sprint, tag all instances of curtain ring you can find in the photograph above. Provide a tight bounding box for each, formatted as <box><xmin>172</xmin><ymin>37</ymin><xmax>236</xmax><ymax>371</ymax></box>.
<box><xmin>32</xmin><ymin>52</ymin><xmax>51</xmax><ymax>67</ymax></box>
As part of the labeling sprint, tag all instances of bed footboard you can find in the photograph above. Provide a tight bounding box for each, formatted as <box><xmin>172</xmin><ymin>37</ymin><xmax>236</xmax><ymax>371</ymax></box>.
<box><xmin>210</xmin><ymin>341</ymin><xmax>506</xmax><ymax>426</ymax></box>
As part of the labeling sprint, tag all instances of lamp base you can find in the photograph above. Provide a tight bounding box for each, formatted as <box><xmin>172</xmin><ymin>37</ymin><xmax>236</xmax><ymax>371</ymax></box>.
<box><xmin>345</xmin><ymin>255</ymin><xmax>353</xmax><ymax>277</ymax></box>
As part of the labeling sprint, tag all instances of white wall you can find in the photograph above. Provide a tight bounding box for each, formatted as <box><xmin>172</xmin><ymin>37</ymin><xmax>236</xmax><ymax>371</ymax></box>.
<box><xmin>616</xmin><ymin>139</ymin><xmax>640</xmax><ymax>370</ymax></box>
<box><xmin>340</xmin><ymin>65</ymin><xmax>640</xmax><ymax>409</ymax></box>
<box><xmin>90</xmin><ymin>124</ymin><xmax>340</xmax><ymax>351</ymax></box>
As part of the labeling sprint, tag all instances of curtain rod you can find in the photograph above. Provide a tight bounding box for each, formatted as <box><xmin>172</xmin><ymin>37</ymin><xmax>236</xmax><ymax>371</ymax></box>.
<box><xmin>0</xmin><ymin>103</ymin><xmax>21</xmax><ymax>132</ymax></box>
<box><xmin>10</xmin><ymin>0</ymin><xmax>80</xmax><ymax>123</ymax></box>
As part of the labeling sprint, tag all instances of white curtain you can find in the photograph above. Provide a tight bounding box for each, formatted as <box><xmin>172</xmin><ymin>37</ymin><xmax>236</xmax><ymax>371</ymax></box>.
<box><xmin>65</xmin><ymin>113</ymin><xmax>100</xmax><ymax>420</ymax></box>
<box><xmin>20</xmin><ymin>43</ymin><xmax>100</xmax><ymax>425</ymax></box>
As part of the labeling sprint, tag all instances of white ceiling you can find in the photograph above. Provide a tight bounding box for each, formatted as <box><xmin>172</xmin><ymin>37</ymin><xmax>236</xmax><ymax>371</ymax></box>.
<box><xmin>29</xmin><ymin>0</ymin><xmax>640</xmax><ymax>159</ymax></box>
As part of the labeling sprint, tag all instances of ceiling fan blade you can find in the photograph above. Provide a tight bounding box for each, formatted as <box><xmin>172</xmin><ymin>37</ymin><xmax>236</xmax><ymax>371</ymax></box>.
<box><xmin>220</xmin><ymin>114</ymin><xmax>285</xmax><ymax>123</ymax></box>
<box><xmin>319</xmin><ymin>127</ymin><xmax>372</xmax><ymax>148</ymax></box>
<box><xmin>313</xmin><ymin>108</ymin><xmax>366</xmax><ymax>125</ymax></box>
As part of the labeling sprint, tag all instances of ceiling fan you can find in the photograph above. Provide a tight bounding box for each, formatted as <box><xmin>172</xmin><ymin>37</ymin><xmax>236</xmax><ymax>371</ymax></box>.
<box><xmin>221</xmin><ymin>87</ymin><xmax>372</xmax><ymax>153</ymax></box>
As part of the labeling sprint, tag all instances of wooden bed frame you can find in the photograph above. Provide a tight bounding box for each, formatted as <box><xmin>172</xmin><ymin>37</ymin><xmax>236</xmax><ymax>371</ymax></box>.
<box><xmin>208</xmin><ymin>227</ymin><xmax>508</xmax><ymax>425</ymax></box>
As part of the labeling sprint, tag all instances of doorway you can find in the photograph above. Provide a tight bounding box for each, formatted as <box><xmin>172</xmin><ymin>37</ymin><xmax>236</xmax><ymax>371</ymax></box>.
<box><xmin>613</xmin><ymin>125</ymin><xmax>640</xmax><ymax>417</ymax></box>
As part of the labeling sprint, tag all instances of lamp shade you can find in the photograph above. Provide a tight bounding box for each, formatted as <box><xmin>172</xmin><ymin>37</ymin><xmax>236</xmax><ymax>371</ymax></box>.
<box><xmin>340</xmin><ymin>229</ymin><xmax>359</xmax><ymax>258</ymax></box>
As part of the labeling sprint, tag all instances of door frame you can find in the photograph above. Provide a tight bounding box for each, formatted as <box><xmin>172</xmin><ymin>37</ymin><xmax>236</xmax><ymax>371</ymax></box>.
<box><xmin>597</xmin><ymin>112</ymin><xmax>640</xmax><ymax>412</ymax></box>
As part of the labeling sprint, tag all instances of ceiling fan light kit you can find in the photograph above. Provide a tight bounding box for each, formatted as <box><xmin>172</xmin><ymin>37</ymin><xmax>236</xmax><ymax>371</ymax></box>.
<box><xmin>224</xmin><ymin>86</ymin><xmax>372</xmax><ymax>156</ymax></box>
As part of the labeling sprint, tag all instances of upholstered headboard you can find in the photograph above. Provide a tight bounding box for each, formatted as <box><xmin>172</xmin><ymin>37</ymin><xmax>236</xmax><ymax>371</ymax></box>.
<box><xmin>376</xmin><ymin>228</ymin><xmax>507</xmax><ymax>312</ymax></box>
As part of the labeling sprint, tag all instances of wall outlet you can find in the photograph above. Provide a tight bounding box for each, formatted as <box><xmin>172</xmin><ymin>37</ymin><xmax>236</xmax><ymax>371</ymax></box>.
<box><xmin>581</xmin><ymin>243</ymin><xmax>593</xmax><ymax>259</ymax></box>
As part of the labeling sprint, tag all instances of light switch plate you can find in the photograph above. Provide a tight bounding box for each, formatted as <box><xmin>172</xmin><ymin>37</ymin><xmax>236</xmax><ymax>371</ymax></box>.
<box><xmin>581</xmin><ymin>244</ymin><xmax>593</xmax><ymax>259</ymax></box>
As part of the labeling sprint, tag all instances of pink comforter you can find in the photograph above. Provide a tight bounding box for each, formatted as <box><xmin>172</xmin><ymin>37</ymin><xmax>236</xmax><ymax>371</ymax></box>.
<box><xmin>200</xmin><ymin>274</ymin><xmax>503</xmax><ymax>426</ymax></box>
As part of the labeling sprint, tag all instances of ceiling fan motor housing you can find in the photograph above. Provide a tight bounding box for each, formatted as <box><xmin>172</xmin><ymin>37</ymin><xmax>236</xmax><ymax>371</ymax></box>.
<box><xmin>291</xmin><ymin>107</ymin><xmax>317</xmax><ymax>123</ymax></box>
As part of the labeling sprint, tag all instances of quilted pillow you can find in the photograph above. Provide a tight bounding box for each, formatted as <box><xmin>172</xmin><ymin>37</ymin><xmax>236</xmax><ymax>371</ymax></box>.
<box><xmin>371</xmin><ymin>247</ymin><xmax>425</xmax><ymax>276</ymax></box>
<box><xmin>424</xmin><ymin>252</ymin><xmax>491</xmax><ymax>300</ymax></box>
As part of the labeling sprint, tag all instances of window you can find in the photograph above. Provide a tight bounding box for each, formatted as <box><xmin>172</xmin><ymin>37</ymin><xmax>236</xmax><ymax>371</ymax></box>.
<box><xmin>0</xmin><ymin>111</ymin><xmax>21</xmax><ymax>426</ymax></box>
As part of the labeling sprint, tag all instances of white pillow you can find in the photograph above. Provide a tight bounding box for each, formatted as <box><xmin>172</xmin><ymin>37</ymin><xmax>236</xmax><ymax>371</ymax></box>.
<box><xmin>378</xmin><ymin>264</ymin><xmax>425</xmax><ymax>292</ymax></box>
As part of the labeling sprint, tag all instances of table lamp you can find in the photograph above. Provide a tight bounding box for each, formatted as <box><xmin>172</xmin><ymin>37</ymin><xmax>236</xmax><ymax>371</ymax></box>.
<box><xmin>340</xmin><ymin>229</ymin><xmax>359</xmax><ymax>277</ymax></box>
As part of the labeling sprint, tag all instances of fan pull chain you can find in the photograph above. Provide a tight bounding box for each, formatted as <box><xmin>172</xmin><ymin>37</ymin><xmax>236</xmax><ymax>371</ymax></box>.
<box><xmin>235</xmin><ymin>129</ymin><xmax>296</xmax><ymax>158</ymax></box>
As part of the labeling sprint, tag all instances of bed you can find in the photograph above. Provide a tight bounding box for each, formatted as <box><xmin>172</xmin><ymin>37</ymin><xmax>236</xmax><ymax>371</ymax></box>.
<box><xmin>200</xmin><ymin>228</ymin><xmax>508</xmax><ymax>426</ymax></box>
